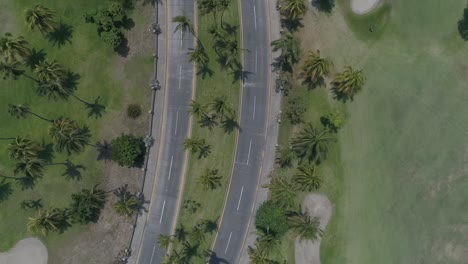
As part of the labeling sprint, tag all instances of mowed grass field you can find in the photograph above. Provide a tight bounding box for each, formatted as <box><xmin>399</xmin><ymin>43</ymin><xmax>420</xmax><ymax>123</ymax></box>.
<box><xmin>299</xmin><ymin>1</ymin><xmax>468</xmax><ymax>263</ymax></box>
<box><xmin>0</xmin><ymin>0</ymin><xmax>152</xmax><ymax>260</ymax></box>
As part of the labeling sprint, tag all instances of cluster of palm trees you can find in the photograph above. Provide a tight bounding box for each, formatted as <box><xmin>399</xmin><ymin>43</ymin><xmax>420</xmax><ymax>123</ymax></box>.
<box><xmin>187</xmin><ymin>96</ymin><xmax>238</xmax><ymax>133</ymax></box>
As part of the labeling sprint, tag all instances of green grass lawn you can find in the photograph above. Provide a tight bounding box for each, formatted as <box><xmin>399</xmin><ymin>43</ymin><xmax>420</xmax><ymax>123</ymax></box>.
<box><xmin>0</xmin><ymin>0</ymin><xmax>152</xmax><ymax>258</ymax></box>
<box><xmin>275</xmin><ymin>0</ymin><xmax>468</xmax><ymax>263</ymax></box>
<box><xmin>172</xmin><ymin>0</ymin><xmax>240</xmax><ymax>261</ymax></box>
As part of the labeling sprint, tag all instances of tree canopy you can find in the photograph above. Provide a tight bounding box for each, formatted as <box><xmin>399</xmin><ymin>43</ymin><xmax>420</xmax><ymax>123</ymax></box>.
<box><xmin>110</xmin><ymin>134</ymin><xmax>146</xmax><ymax>167</ymax></box>
<box><xmin>254</xmin><ymin>201</ymin><xmax>289</xmax><ymax>239</ymax></box>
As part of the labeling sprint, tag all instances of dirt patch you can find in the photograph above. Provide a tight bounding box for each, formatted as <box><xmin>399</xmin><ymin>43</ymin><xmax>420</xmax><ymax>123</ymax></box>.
<box><xmin>0</xmin><ymin>238</ymin><xmax>47</xmax><ymax>264</ymax></box>
<box><xmin>295</xmin><ymin>194</ymin><xmax>332</xmax><ymax>264</ymax></box>
<box><xmin>350</xmin><ymin>0</ymin><xmax>384</xmax><ymax>14</ymax></box>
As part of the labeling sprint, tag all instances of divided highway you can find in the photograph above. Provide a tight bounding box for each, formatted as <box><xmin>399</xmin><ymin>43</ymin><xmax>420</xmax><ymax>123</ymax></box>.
<box><xmin>136</xmin><ymin>0</ymin><xmax>195</xmax><ymax>263</ymax></box>
<box><xmin>211</xmin><ymin>0</ymin><xmax>271</xmax><ymax>263</ymax></box>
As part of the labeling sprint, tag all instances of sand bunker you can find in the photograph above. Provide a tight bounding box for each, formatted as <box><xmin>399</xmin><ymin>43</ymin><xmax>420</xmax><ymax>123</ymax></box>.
<box><xmin>350</xmin><ymin>0</ymin><xmax>383</xmax><ymax>14</ymax></box>
<box><xmin>295</xmin><ymin>194</ymin><xmax>332</xmax><ymax>264</ymax></box>
<box><xmin>0</xmin><ymin>238</ymin><xmax>48</xmax><ymax>264</ymax></box>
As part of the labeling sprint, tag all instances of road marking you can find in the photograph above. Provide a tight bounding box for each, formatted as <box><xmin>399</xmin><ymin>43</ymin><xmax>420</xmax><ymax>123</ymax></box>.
<box><xmin>253</xmin><ymin>96</ymin><xmax>256</xmax><ymax>120</ymax></box>
<box><xmin>159</xmin><ymin>200</ymin><xmax>166</xmax><ymax>223</ymax></box>
<box><xmin>253</xmin><ymin>5</ymin><xmax>257</xmax><ymax>30</ymax></box>
<box><xmin>150</xmin><ymin>245</ymin><xmax>157</xmax><ymax>264</ymax></box>
<box><xmin>178</xmin><ymin>66</ymin><xmax>182</xmax><ymax>90</ymax></box>
<box><xmin>246</xmin><ymin>139</ymin><xmax>252</xmax><ymax>165</ymax></box>
<box><xmin>168</xmin><ymin>155</ymin><xmax>174</xmax><ymax>180</ymax></box>
<box><xmin>255</xmin><ymin>49</ymin><xmax>258</xmax><ymax>73</ymax></box>
<box><xmin>237</xmin><ymin>186</ymin><xmax>244</xmax><ymax>211</ymax></box>
<box><xmin>225</xmin><ymin>232</ymin><xmax>233</xmax><ymax>254</ymax></box>
<box><xmin>174</xmin><ymin>110</ymin><xmax>179</xmax><ymax>135</ymax></box>
<box><xmin>180</xmin><ymin>30</ymin><xmax>183</xmax><ymax>47</ymax></box>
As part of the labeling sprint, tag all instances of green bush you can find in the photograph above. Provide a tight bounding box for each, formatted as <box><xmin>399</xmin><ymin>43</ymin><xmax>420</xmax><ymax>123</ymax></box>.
<box><xmin>255</xmin><ymin>201</ymin><xmax>289</xmax><ymax>239</ymax></box>
<box><xmin>285</xmin><ymin>96</ymin><xmax>306</xmax><ymax>125</ymax></box>
<box><xmin>127</xmin><ymin>104</ymin><xmax>142</xmax><ymax>119</ymax></box>
<box><xmin>321</xmin><ymin>110</ymin><xmax>345</xmax><ymax>132</ymax></box>
<box><xmin>111</xmin><ymin>134</ymin><xmax>146</xmax><ymax>167</ymax></box>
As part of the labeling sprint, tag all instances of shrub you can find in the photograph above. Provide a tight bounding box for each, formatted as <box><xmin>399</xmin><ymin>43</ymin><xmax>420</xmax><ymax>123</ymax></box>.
<box><xmin>111</xmin><ymin>134</ymin><xmax>146</xmax><ymax>167</ymax></box>
<box><xmin>458</xmin><ymin>5</ymin><xmax>468</xmax><ymax>40</ymax></box>
<box><xmin>254</xmin><ymin>201</ymin><xmax>289</xmax><ymax>239</ymax></box>
<box><xmin>275</xmin><ymin>70</ymin><xmax>292</xmax><ymax>95</ymax></box>
<box><xmin>127</xmin><ymin>104</ymin><xmax>142</xmax><ymax>119</ymax></box>
<box><xmin>321</xmin><ymin>110</ymin><xmax>345</xmax><ymax>132</ymax></box>
<box><xmin>285</xmin><ymin>96</ymin><xmax>306</xmax><ymax>125</ymax></box>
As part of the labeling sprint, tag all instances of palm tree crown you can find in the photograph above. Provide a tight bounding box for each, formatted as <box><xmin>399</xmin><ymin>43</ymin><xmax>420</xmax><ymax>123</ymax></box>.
<box><xmin>280</xmin><ymin>0</ymin><xmax>307</xmax><ymax>20</ymax></box>
<box><xmin>0</xmin><ymin>60</ymin><xmax>24</xmax><ymax>80</ymax></box>
<box><xmin>288</xmin><ymin>212</ymin><xmax>323</xmax><ymax>241</ymax></box>
<box><xmin>24</xmin><ymin>5</ymin><xmax>58</xmax><ymax>34</ymax></box>
<box><xmin>301</xmin><ymin>50</ymin><xmax>332</xmax><ymax>82</ymax></box>
<box><xmin>331</xmin><ymin>66</ymin><xmax>366</xmax><ymax>99</ymax></box>
<box><xmin>8</xmin><ymin>137</ymin><xmax>42</xmax><ymax>161</ymax></box>
<box><xmin>172</xmin><ymin>15</ymin><xmax>195</xmax><ymax>37</ymax></box>
<box><xmin>271</xmin><ymin>31</ymin><xmax>300</xmax><ymax>64</ymax></box>
<box><xmin>8</xmin><ymin>103</ymin><xmax>31</xmax><ymax>119</ymax></box>
<box><xmin>209</xmin><ymin>96</ymin><xmax>231</xmax><ymax>116</ymax></box>
<box><xmin>34</xmin><ymin>59</ymin><xmax>66</xmax><ymax>83</ymax></box>
<box><xmin>292</xmin><ymin>163</ymin><xmax>322</xmax><ymax>191</ymax></box>
<box><xmin>188</xmin><ymin>44</ymin><xmax>209</xmax><ymax>67</ymax></box>
<box><xmin>291</xmin><ymin>123</ymin><xmax>333</xmax><ymax>163</ymax></box>
<box><xmin>48</xmin><ymin>118</ymin><xmax>91</xmax><ymax>154</ymax></box>
<box><xmin>0</xmin><ymin>33</ymin><xmax>31</xmax><ymax>62</ymax></box>
<box><xmin>188</xmin><ymin>100</ymin><xmax>208</xmax><ymax>118</ymax></box>
<box><xmin>27</xmin><ymin>208</ymin><xmax>67</xmax><ymax>236</ymax></box>
<box><xmin>264</xmin><ymin>176</ymin><xmax>298</xmax><ymax>209</ymax></box>
<box><xmin>196</xmin><ymin>168</ymin><xmax>222</xmax><ymax>190</ymax></box>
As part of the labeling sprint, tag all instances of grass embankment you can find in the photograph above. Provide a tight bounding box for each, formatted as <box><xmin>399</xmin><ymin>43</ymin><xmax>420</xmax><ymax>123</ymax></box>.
<box><xmin>0</xmin><ymin>0</ymin><xmax>152</xmax><ymax>260</ymax></box>
<box><xmin>276</xmin><ymin>1</ymin><xmax>468</xmax><ymax>263</ymax></box>
<box><xmin>172</xmin><ymin>0</ymin><xmax>240</xmax><ymax>261</ymax></box>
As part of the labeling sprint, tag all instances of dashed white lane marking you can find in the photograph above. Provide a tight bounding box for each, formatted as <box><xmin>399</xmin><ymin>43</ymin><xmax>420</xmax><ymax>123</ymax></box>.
<box><xmin>178</xmin><ymin>66</ymin><xmax>182</xmax><ymax>90</ymax></box>
<box><xmin>174</xmin><ymin>110</ymin><xmax>179</xmax><ymax>135</ymax></box>
<box><xmin>150</xmin><ymin>245</ymin><xmax>156</xmax><ymax>264</ymax></box>
<box><xmin>246</xmin><ymin>139</ymin><xmax>252</xmax><ymax>165</ymax></box>
<box><xmin>255</xmin><ymin>49</ymin><xmax>258</xmax><ymax>73</ymax></box>
<box><xmin>253</xmin><ymin>96</ymin><xmax>256</xmax><ymax>120</ymax></box>
<box><xmin>237</xmin><ymin>186</ymin><xmax>244</xmax><ymax>211</ymax></box>
<box><xmin>168</xmin><ymin>156</ymin><xmax>174</xmax><ymax>180</ymax></box>
<box><xmin>180</xmin><ymin>30</ymin><xmax>183</xmax><ymax>47</ymax></box>
<box><xmin>225</xmin><ymin>232</ymin><xmax>233</xmax><ymax>254</ymax></box>
<box><xmin>159</xmin><ymin>200</ymin><xmax>166</xmax><ymax>223</ymax></box>
<box><xmin>253</xmin><ymin>5</ymin><xmax>257</xmax><ymax>30</ymax></box>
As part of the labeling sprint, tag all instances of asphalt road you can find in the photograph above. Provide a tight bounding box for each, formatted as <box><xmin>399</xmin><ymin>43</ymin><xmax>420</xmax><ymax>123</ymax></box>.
<box><xmin>137</xmin><ymin>0</ymin><xmax>195</xmax><ymax>263</ymax></box>
<box><xmin>210</xmin><ymin>0</ymin><xmax>270</xmax><ymax>263</ymax></box>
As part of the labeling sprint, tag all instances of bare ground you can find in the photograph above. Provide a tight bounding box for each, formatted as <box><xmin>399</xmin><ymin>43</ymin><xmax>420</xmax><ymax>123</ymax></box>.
<box><xmin>350</xmin><ymin>0</ymin><xmax>383</xmax><ymax>14</ymax></box>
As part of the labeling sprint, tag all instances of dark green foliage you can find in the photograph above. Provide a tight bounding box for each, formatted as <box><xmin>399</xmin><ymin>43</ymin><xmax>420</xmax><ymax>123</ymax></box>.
<box><xmin>110</xmin><ymin>134</ymin><xmax>146</xmax><ymax>167</ymax></box>
<box><xmin>182</xmin><ymin>199</ymin><xmax>201</xmax><ymax>214</ymax></box>
<box><xmin>84</xmin><ymin>2</ymin><xmax>128</xmax><ymax>49</ymax></box>
<box><xmin>285</xmin><ymin>96</ymin><xmax>306</xmax><ymax>125</ymax></box>
<box><xmin>70</xmin><ymin>186</ymin><xmax>107</xmax><ymax>223</ymax></box>
<box><xmin>127</xmin><ymin>103</ymin><xmax>142</xmax><ymax>119</ymax></box>
<box><xmin>321</xmin><ymin>110</ymin><xmax>345</xmax><ymax>132</ymax></box>
<box><xmin>254</xmin><ymin>201</ymin><xmax>289</xmax><ymax>239</ymax></box>
<box><xmin>313</xmin><ymin>0</ymin><xmax>335</xmax><ymax>13</ymax></box>
<box><xmin>275</xmin><ymin>70</ymin><xmax>292</xmax><ymax>95</ymax></box>
<box><xmin>458</xmin><ymin>5</ymin><xmax>468</xmax><ymax>40</ymax></box>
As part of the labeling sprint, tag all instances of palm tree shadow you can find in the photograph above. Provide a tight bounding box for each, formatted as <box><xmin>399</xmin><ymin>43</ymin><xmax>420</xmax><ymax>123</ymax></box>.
<box><xmin>47</xmin><ymin>23</ymin><xmax>73</xmax><ymax>48</ymax></box>
<box><xmin>16</xmin><ymin>176</ymin><xmax>37</xmax><ymax>190</ymax></box>
<box><xmin>115</xmin><ymin>37</ymin><xmax>130</xmax><ymax>58</ymax></box>
<box><xmin>331</xmin><ymin>88</ymin><xmax>352</xmax><ymax>103</ymax></box>
<box><xmin>198</xmin><ymin>145</ymin><xmax>211</xmax><ymax>159</ymax></box>
<box><xmin>61</xmin><ymin>160</ymin><xmax>86</xmax><ymax>181</ymax></box>
<box><xmin>302</xmin><ymin>77</ymin><xmax>326</xmax><ymax>90</ymax></box>
<box><xmin>0</xmin><ymin>179</ymin><xmax>13</xmax><ymax>203</ymax></box>
<box><xmin>208</xmin><ymin>252</ymin><xmax>230</xmax><ymax>264</ymax></box>
<box><xmin>197</xmin><ymin>66</ymin><xmax>214</xmax><ymax>79</ymax></box>
<box><xmin>199</xmin><ymin>115</ymin><xmax>218</xmax><ymax>130</ymax></box>
<box><xmin>86</xmin><ymin>96</ymin><xmax>106</xmax><ymax>119</ymax></box>
<box><xmin>37</xmin><ymin>142</ymin><xmax>55</xmax><ymax>164</ymax></box>
<box><xmin>232</xmin><ymin>69</ymin><xmax>252</xmax><ymax>84</ymax></box>
<box><xmin>222</xmin><ymin>23</ymin><xmax>238</xmax><ymax>35</ymax></box>
<box><xmin>96</xmin><ymin>140</ymin><xmax>112</xmax><ymax>161</ymax></box>
<box><xmin>280</xmin><ymin>18</ymin><xmax>304</xmax><ymax>32</ymax></box>
<box><xmin>221</xmin><ymin>116</ymin><xmax>240</xmax><ymax>134</ymax></box>
<box><xmin>311</xmin><ymin>0</ymin><xmax>335</xmax><ymax>13</ymax></box>
<box><xmin>25</xmin><ymin>49</ymin><xmax>46</xmax><ymax>70</ymax></box>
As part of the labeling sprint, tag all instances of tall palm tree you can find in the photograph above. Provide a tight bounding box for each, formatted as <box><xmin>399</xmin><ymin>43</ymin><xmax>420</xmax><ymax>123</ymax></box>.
<box><xmin>188</xmin><ymin>100</ymin><xmax>208</xmax><ymax>118</ymax></box>
<box><xmin>174</xmin><ymin>224</ymin><xmax>188</xmax><ymax>242</ymax></box>
<box><xmin>34</xmin><ymin>59</ymin><xmax>66</xmax><ymax>83</ymax></box>
<box><xmin>288</xmin><ymin>212</ymin><xmax>323</xmax><ymax>241</ymax></box>
<box><xmin>256</xmin><ymin>231</ymin><xmax>281</xmax><ymax>256</ymax></box>
<box><xmin>331</xmin><ymin>66</ymin><xmax>365</xmax><ymax>99</ymax></box>
<box><xmin>172</xmin><ymin>15</ymin><xmax>199</xmax><ymax>43</ymax></box>
<box><xmin>247</xmin><ymin>242</ymin><xmax>278</xmax><ymax>264</ymax></box>
<box><xmin>70</xmin><ymin>185</ymin><xmax>107</xmax><ymax>223</ymax></box>
<box><xmin>14</xmin><ymin>158</ymin><xmax>44</xmax><ymax>178</ymax></box>
<box><xmin>196</xmin><ymin>167</ymin><xmax>222</xmax><ymax>190</ymax></box>
<box><xmin>157</xmin><ymin>234</ymin><xmax>173</xmax><ymax>250</ymax></box>
<box><xmin>217</xmin><ymin>0</ymin><xmax>230</xmax><ymax>28</ymax></box>
<box><xmin>198</xmin><ymin>0</ymin><xmax>219</xmax><ymax>20</ymax></box>
<box><xmin>48</xmin><ymin>118</ymin><xmax>91</xmax><ymax>154</ymax></box>
<box><xmin>263</xmin><ymin>176</ymin><xmax>298</xmax><ymax>209</ymax></box>
<box><xmin>209</xmin><ymin>96</ymin><xmax>231</xmax><ymax>116</ymax></box>
<box><xmin>0</xmin><ymin>60</ymin><xmax>24</xmax><ymax>80</ymax></box>
<box><xmin>276</xmin><ymin>144</ymin><xmax>295</xmax><ymax>168</ymax></box>
<box><xmin>8</xmin><ymin>137</ymin><xmax>42</xmax><ymax>161</ymax></box>
<box><xmin>36</xmin><ymin>79</ymin><xmax>73</xmax><ymax>101</ymax></box>
<box><xmin>0</xmin><ymin>33</ymin><xmax>31</xmax><ymax>62</ymax></box>
<box><xmin>280</xmin><ymin>0</ymin><xmax>307</xmax><ymax>20</ymax></box>
<box><xmin>183</xmin><ymin>137</ymin><xmax>206</xmax><ymax>153</ymax></box>
<box><xmin>301</xmin><ymin>50</ymin><xmax>332</xmax><ymax>83</ymax></box>
<box><xmin>271</xmin><ymin>32</ymin><xmax>300</xmax><ymax>64</ymax></box>
<box><xmin>188</xmin><ymin>44</ymin><xmax>209</xmax><ymax>67</ymax></box>
<box><xmin>292</xmin><ymin>163</ymin><xmax>322</xmax><ymax>191</ymax></box>
<box><xmin>24</xmin><ymin>5</ymin><xmax>58</xmax><ymax>34</ymax></box>
<box><xmin>189</xmin><ymin>223</ymin><xmax>206</xmax><ymax>244</ymax></box>
<box><xmin>114</xmin><ymin>191</ymin><xmax>141</xmax><ymax>217</ymax></box>
<box><xmin>8</xmin><ymin>103</ymin><xmax>53</xmax><ymax>122</ymax></box>
<box><xmin>181</xmin><ymin>241</ymin><xmax>198</xmax><ymax>261</ymax></box>
<box><xmin>27</xmin><ymin>208</ymin><xmax>67</xmax><ymax>236</ymax></box>
<box><xmin>291</xmin><ymin>123</ymin><xmax>333</xmax><ymax>163</ymax></box>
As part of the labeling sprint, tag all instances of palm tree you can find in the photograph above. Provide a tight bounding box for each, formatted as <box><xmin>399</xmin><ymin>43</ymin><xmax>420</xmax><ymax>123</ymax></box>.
<box><xmin>48</xmin><ymin>118</ymin><xmax>91</xmax><ymax>154</ymax></box>
<box><xmin>189</xmin><ymin>224</ymin><xmax>206</xmax><ymax>244</ymax></box>
<box><xmin>172</xmin><ymin>15</ymin><xmax>199</xmax><ymax>42</ymax></box>
<box><xmin>331</xmin><ymin>66</ymin><xmax>365</xmax><ymax>100</ymax></box>
<box><xmin>288</xmin><ymin>212</ymin><xmax>323</xmax><ymax>241</ymax></box>
<box><xmin>114</xmin><ymin>191</ymin><xmax>141</xmax><ymax>217</ymax></box>
<box><xmin>301</xmin><ymin>50</ymin><xmax>332</xmax><ymax>83</ymax></box>
<box><xmin>183</xmin><ymin>137</ymin><xmax>206</xmax><ymax>153</ymax></box>
<box><xmin>198</xmin><ymin>0</ymin><xmax>219</xmax><ymax>20</ymax></box>
<box><xmin>188</xmin><ymin>44</ymin><xmax>209</xmax><ymax>67</ymax></box>
<box><xmin>8</xmin><ymin>137</ymin><xmax>42</xmax><ymax>160</ymax></box>
<box><xmin>263</xmin><ymin>176</ymin><xmax>298</xmax><ymax>209</ymax></box>
<box><xmin>27</xmin><ymin>208</ymin><xmax>68</xmax><ymax>236</ymax></box>
<box><xmin>276</xmin><ymin>144</ymin><xmax>295</xmax><ymax>168</ymax></box>
<box><xmin>70</xmin><ymin>185</ymin><xmax>107</xmax><ymax>223</ymax></box>
<box><xmin>188</xmin><ymin>100</ymin><xmax>208</xmax><ymax>118</ymax></box>
<box><xmin>271</xmin><ymin>31</ymin><xmax>300</xmax><ymax>64</ymax></box>
<box><xmin>292</xmin><ymin>163</ymin><xmax>322</xmax><ymax>191</ymax></box>
<box><xmin>36</xmin><ymin>79</ymin><xmax>73</xmax><ymax>101</ymax></box>
<box><xmin>291</xmin><ymin>123</ymin><xmax>333</xmax><ymax>163</ymax></box>
<box><xmin>196</xmin><ymin>167</ymin><xmax>222</xmax><ymax>190</ymax></box>
<box><xmin>0</xmin><ymin>60</ymin><xmax>23</xmax><ymax>80</ymax></box>
<box><xmin>8</xmin><ymin>103</ymin><xmax>53</xmax><ymax>122</ymax></box>
<box><xmin>0</xmin><ymin>33</ymin><xmax>31</xmax><ymax>61</ymax></box>
<box><xmin>209</xmin><ymin>96</ymin><xmax>231</xmax><ymax>117</ymax></box>
<box><xmin>280</xmin><ymin>0</ymin><xmax>307</xmax><ymax>20</ymax></box>
<box><xmin>256</xmin><ymin>231</ymin><xmax>281</xmax><ymax>256</ymax></box>
<box><xmin>174</xmin><ymin>224</ymin><xmax>188</xmax><ymax>242</ymax></box>
<box><xmin>181</xmin><ymin>241</ymin><xmax>198</xmax><ymax>261</ymax></box>
<box><xmin>34</xmin><ymin>59</ymin><xmax>66</xmax><ymax>83</ymax></box>
<box><xmin>14</xmin><ymin>158</ymin><xmax>44</xmax><ymax>179</ymax></box>
<box><xmin>24</xmin><ymin>5</ymin><xmax>58</xmax><ymax>34</ymax></box>
<box><xmin>247</xmin><ymin>242</ymin><xmax>278</xmax><ymax>264</ymax></box>
<box><xmin>217</xmin><ymin>0</ymin><xmax>230</xmax><ymax>28</ymax></box>
<box><xmin>157</xmin><ymin>234</ymin><xmax>172</xmax><ymax>250</ymax></box>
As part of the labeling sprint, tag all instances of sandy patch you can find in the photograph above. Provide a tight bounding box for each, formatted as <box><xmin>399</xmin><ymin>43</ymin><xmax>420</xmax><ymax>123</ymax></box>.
<box><xmin>350</xmin><ymin>0</ymin><xmax>383</xmax><ymax>14</ymax></box>
<box><xmin>0</xmin><ymin>238</ymin><xmax>48</xmax><ymax>264</ymax></box>
<box><xmin>295</xmin><ymin>194</ymin><xmax>332</xmax><ymax>264</ymax></box>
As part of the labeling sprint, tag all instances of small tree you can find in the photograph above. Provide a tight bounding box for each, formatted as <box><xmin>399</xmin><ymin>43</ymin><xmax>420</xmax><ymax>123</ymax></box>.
<box><xmin>321</xmin><ymin>110</ymin><xmax>345</xmax><ymax>132</ymax></box>
<box><xmin>70</xmin><ymin>185</ymin><xmax>107</xmax><ymax>224</ymax></box>
<box><xmin>127</xmin><ymin>104</ymin><xmax>142</xmax><ymax>119</ymax></box>
<box><xmin>110</xmin><ymin>134</ymin><xmax>146</xmax><ymax>167</ymax></box>
<box><xmin>255</xmin><ymin>201</ymin><xmax>289</xmax><ymax>239</ymax></box>
<box><xmin>458</xmin><ymin>5</ymin><xmax>468</xmax><ymax>40</ymax></box>
<box><xmin>285</xmin><ymin>96</ymin><xmax>306</xmax><ymax>125</ymax></box>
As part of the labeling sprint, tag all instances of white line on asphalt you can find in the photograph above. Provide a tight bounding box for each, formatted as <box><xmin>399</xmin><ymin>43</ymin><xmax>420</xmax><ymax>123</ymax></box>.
<box><xmin>178</xmin><ymin>66</ymin><xmax>182</xmax><ymax>90</ymax></box>
<box><xmin>253</xmin><ymin>5</ymin><xmax>257</xmax><ymax>30</ymax></box>
<box><xmin>175</xmin><ymin>110</ymin><xmax>179</xmax><ymax>135</ymax></box>
<box><xmin>159</xmin><ymin>200</ymin><xmax>166</xmax><ymax>223</ymax></box>
<box><xmin>168</xmin><ymin>155</ymin><xmax>174</xmax><ymax>180</ymax></box>
<box><xmin>237</xmin><ymin>186</ymin><xmax>244</xmax><ymax>211</ymax></box>
<box><xmin>180</xmin><ymin>30</ymin><xmax>183</xmax><ymax>47</ymax></box>
<box><xmin>225</xmin><ymin>232</ymin><xmax>233</xmax><ymax>254</ymax></box>
<box><xmin>253</xmin><ymin>96</ymin><xmax>256</xmax><ymax>120</ymax></box>
<box><xmin>255</xmin><ymin>49</ymin><xmax>258</xmax><ymax>73</ymax></box>
<box><xmin>150</xmin><ymin>245</ymin><xmax>156</xmax><ymax>264</ymax></box>
<box><xmin>246</xmin><ymin>139</ymin><xmax>252</xmax><ymax>165</ymax></box>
